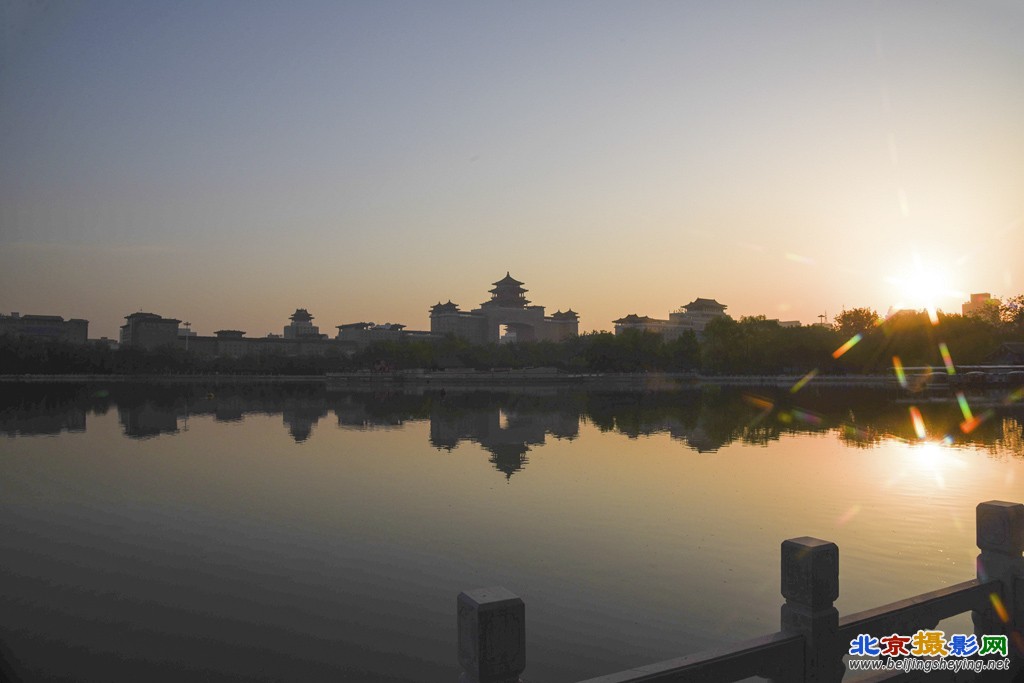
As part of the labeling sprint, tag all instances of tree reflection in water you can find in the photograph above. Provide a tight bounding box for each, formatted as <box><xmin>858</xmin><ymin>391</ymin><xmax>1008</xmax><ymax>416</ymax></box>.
<box><xmin>2</xmin><ymin>382</ymin><xmax>1021</xmax><ymax>475</ymax></box>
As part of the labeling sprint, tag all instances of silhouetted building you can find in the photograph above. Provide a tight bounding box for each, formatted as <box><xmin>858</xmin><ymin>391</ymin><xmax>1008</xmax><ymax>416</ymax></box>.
<box><xmin>988</xmin><ymin>342</ymin><xmax>1024</xmax><ymax>365</ymax></box>
<box><xmin>613</xmin><ymin>314</ymin><xmax>678</xmax><ymax>337</ymax></box>
<box><xmin>670</xmin><ymin>298</ymin><xmax>729</xmax><ymax>332</ymax></box>
<box><xmin>336</xmin><ymin>321</ymin><xmax>439</xmax><ymax>347</ymax></box>
<box><xmin>0</xmin><ymin>312</ymin><xmax>88</xmax><ymax>344</ymax></box>
<box><xmin>120</xmin><ymin>312</ymin><xmax>180</xmax><ymax>349</ymax></box>
<box><xmin>214</xmin><ymin>330</ymin><xmax>248</xmax><ymax>357</ymax></box>
<box><xmin>614</xmin><ymin>297</ymin><xmax>729</xmax><ymax>340</ymax></box>
<box><xmin>429</xmin><ymin>273</ymin><xmax>579</xmax><ymax>344</ymax></box>
<box><xmin>336</xmin><ymin>322</ymin><xmax>406</xmax><ymax>346</ymax></box>
<box><xmin>963</xmin><ymin>293</ymin><xmax>999</xmax><ymax>318</ymax></box>
<box><xmin>284</xmin><ymin>309</ymin><xmax>325</xmax><ymax>339</ymax></box>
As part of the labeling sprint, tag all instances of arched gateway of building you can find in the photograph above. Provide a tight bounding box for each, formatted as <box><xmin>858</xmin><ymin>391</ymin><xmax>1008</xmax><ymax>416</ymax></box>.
<box><xmin>429</xmin><ymin>273</ymin><xmax>579</xmax><ymax>345</ymax></box>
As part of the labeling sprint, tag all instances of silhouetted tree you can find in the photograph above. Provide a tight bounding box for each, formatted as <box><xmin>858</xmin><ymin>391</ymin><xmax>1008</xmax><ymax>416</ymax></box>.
<box><xmin>834</xmin><ymin>308</ymin><xmax>880</xmax><ymax>338</ymax></box>
<box><xmin>1002</xmin><ymin>294</ymin><xmax>1024</xmax><ymax>327</ymax></box>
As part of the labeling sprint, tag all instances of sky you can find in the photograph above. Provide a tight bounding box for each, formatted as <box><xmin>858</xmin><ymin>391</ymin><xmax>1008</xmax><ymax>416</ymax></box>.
<box><xmin>2</xmin><ymin>1</ymin><xmax>1023</xmax><ymax>339</ymax></box>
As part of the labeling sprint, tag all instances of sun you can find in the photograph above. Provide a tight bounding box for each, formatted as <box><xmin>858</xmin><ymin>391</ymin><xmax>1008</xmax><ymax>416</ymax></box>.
<box><xmin>885</xmin><ymin>253</ymin><xmax>963</xmax><ymax>319</ymax></box>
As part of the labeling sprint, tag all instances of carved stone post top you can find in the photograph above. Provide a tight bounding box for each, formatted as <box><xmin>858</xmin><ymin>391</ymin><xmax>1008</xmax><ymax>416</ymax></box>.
<box><xmin>458</xmin><ymin>587</ymin><xmax>526</xmax><ymax>683</ymax></box>
<box><xmin>781</xmin><ymin>537</ymin><xmax>839</xmax><ymax>609</ymax></box>
<box><xmin>784</xmin><ymin>536</ymin><xmax>838</xmax><ymax>552</ymax></box>
<box><xmin>459</xmin><ymin>587</ymin><xmax>523</xmax><ymax>609</ymax></box>
<box><xmin>976</xmin><ymin>501</ymin><xmax>1024</xmax><ymax>555</ymax></box>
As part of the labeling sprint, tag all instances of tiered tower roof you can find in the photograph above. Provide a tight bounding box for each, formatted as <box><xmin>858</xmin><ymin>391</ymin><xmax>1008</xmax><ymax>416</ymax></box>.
<box><xmin>482</xmin><ymin>272</ymin><xmax>530</xmax><ymax>308</ymax></box>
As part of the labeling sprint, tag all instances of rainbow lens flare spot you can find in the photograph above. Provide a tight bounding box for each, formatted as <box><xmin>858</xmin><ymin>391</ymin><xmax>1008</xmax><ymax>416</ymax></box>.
<box><xmin>939</xmin><ymin>342</ymin><xmax>955</xmax><ymax>375</ymax></box>
<box><xmin>893</xmin><ymin>356</ymin><xmax>907</xmax><ymax>388</ymax></box>
<box><xmin>909</xmin><ymin>406</ymin><xmax>926</xmax><ymax>439</ymax></box>
<box><xmin>790</xmin><ymin>369</ymin><xmax>818</xmax><ymax>393</ymax></box>
<box><xmin>832</xmin><ymin>334</ymin><xmax>862</xmax><ymax>359</ymax></box>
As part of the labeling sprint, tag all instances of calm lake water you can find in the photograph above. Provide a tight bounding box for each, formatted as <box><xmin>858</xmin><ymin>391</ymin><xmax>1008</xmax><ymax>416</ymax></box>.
<box><xmin>2</xmin><ymin>381</ymin><xmax>1023</xmax><ymax>682</ymax></box>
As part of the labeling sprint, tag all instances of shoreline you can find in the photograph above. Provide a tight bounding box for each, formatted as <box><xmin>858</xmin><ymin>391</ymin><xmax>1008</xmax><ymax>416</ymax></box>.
<box><xmin>0</xmin><ymin>372</ymin><xmax>900</xmax><ymax>388</ymax></box>
<box><xmin>3</xmin><ymin>371</ymin><xmax>1019</xmax><ymax>390</ymax></box>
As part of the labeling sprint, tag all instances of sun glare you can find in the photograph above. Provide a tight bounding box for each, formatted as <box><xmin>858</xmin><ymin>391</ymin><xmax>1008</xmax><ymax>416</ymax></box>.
<box><xmin>905</xmin><ymin>440</ymin><xmax>968</xmax><ymax>490</ymax></box>
<box><xmin>886</xmin><ymin>253</ymin><xmax>964</xmax><ymax>317</ymax></box>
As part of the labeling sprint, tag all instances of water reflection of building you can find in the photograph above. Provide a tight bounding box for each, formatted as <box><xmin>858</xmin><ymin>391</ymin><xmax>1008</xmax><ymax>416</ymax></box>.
<box><xmin>430</xmin><ymin>408</ymin><xmax>579</xmax><ymax>479</ymax></box>
<box><xmin>665</xmin><ymin>421</ymin><xmax>729</xmax><ymax>453</ymax></box>
<box><xmin>5</xmin><ymin>386</ymin><xmax>1023</xmax><ymax>461</ymax></box>
<box><xmin>282</xmin><ymin>403</ymin><xmax>328</xmax><ymax>442</ymax></box>
<box><xmin>0</xmin><ymin>407</ymin><xmax>86</xmax><ymax>436</ymax></box>
<box><xmin>334</xmin><ymin>400</ymin><xmax>406</xmax><ymax>429</ymax></box>
<box><xmin>118</xmin><ymin>404</ymin><xmax>179</xmax><ymax>438</ymax></box>
<box><xmin>213</xmin><ymin>396</ymin><xmax>245</xmax><ymax>422</ymax></box>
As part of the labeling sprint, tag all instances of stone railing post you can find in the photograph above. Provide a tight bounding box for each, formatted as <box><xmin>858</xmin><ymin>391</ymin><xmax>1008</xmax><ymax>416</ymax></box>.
<box><xmin>457</xmin><ymin>587</ymin><xmax>526</xmax><ymax>683</ymax></box>
<box><xmin>779</xmin><ymin>537</ymin><xmax>843</xmax><ymax>682</ymax></box>
<box><xmin>974</xmin><ymin>500</ymin><xmax>1024</xmax><ymax>662</ymax></box>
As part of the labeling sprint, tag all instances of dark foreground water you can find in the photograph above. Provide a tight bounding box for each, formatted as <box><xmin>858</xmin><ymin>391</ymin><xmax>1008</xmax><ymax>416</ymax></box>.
<box><xmin>2</xmin><ymin>381</ymin><xmax>1023</xmax><ymax>681</ymax></box>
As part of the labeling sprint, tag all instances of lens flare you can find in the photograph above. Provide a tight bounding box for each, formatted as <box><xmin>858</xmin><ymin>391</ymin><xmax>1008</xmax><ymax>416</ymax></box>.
<box><xmin>893</xmin><ymin>356</ymin><xmax>907</xmax><ymax>388</ymax></box>
<box><xmin>990</xmin><ymin>593</ymin><xmax>1010</xmax><ymax>623</ymax></box>
<box><xmin>960</xmin><ymin>409</ymin><xmax>994</xmax><ymax>434</ymax></box>
<box><xmin>939</xmin><ymin>343</ymin><xmax>955</xmax><ymax>375</ymax></box>
<box><xmin>785</xmin><ymin>252</ymin><xmax>815</xmax><ymax>266</ymax></box>
<box><xmin>837</xmin><ymin>504</ymin><xmax>861</xmax><ymax>526</ymax></box>
<box><xmin>791</xmin><ymin>409</ymin><xmax>822</xmax><ymax>426</ymax></box>
<box><xmin>743</xmin><ymin>395</ymin><xmax>774</xmax><ymax>410</ymax></box>
<box><xmin>842</xmin><ymin>425</ymin><xmax>871</xmax><ymax>441</ymax></box>
<box><xmin>790</xmin><ymin>369</ymin><xmax>818</xmax><ymax>393</ymax></box>
<box><xmin>955</xmin><ymin>392</ymin><xmax>973</xmax><ymax>421</ymax></box>
<box><xmin>832</xmin><ymin>334</ymin><xmax>862</xmax><ymax>359</ymax></box>
<box><xmin>909</xmin><ymin>406</ymin><xmax>926</xmax><ymax>439</ymax></box>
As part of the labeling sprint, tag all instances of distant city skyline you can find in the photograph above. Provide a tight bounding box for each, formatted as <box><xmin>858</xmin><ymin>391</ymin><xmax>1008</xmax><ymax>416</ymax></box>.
<box><xmin>3</xmin><ymin>2</ymin><xmax>1022</xmax><ymax>339</ymax></box>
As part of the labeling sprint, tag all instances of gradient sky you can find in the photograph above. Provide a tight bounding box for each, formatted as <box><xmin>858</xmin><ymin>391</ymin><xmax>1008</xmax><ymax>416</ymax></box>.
<box><xmin>2</xmin><ymin>1</ymin><xmax>1023</xmax><ymax>338</ymax></box>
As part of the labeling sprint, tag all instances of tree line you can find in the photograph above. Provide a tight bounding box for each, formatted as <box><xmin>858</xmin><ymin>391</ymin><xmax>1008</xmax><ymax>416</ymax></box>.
<box><xmin>2</xmin><ymin>302</ymin><xmax>1022</xmax><ymax>376</ymax></box>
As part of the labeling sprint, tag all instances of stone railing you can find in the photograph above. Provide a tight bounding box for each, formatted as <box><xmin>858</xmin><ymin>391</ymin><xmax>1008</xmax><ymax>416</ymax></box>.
<box><xmin>457</xmin><ymin>500</ymin><xmax>1023</xmax><ymax>682</ymax></box>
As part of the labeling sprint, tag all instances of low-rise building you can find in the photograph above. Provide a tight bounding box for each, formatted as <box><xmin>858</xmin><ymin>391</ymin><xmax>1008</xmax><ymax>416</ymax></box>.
<box><xmin>613</xmin><ymin>297</ymin><xmax>730</xmax><ymax>340</ymax></box>
<box><xmin>963</xmin><ymin>293</ymin><xmax>999</xmax><ymax>318</ymax></box>
<box><xmin>120</xmin><ymin>312</ymin><xmax>180</xmax><ymax>349</ymax></box>
<box><xmin>668</xmin><ymin>298</ymin><xmax>729</xmax><ymax>333</ymax></box>
<box><xmin>0</xmin><ymin>312</ymin><xmax>89</xmax><ymax>344</ymax></box>
<box><xmin>136</xmin><ymin>307</ymin><xmax>362</xmax><ymax>358</ymax></box>
<box><xmin>613</xmin><ymin>314</ymin><xmax>679</xmax><ymax>337</ymax></box>
<box><xmin>214</xmin><ymin>330</ymin><xmax>249</xmax><ymax>357</ymax></box>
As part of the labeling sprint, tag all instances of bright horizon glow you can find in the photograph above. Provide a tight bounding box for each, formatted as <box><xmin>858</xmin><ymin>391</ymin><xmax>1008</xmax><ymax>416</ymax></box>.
<box><xmin>1</xmin><ymin>2</ymin><xmax>1022</xmax><ymax>337</ymax></box>
<box><xmin>885</xmin><ymin>253</ymin><xmax>966</xmax><ymax>319</ymax></box>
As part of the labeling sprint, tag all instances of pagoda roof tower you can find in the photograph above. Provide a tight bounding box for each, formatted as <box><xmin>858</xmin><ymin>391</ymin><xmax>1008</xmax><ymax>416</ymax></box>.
<box><xmin>482</xmin><ymin>272</ymin><xmax>530</xmax><ymax>308</ymax></box>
